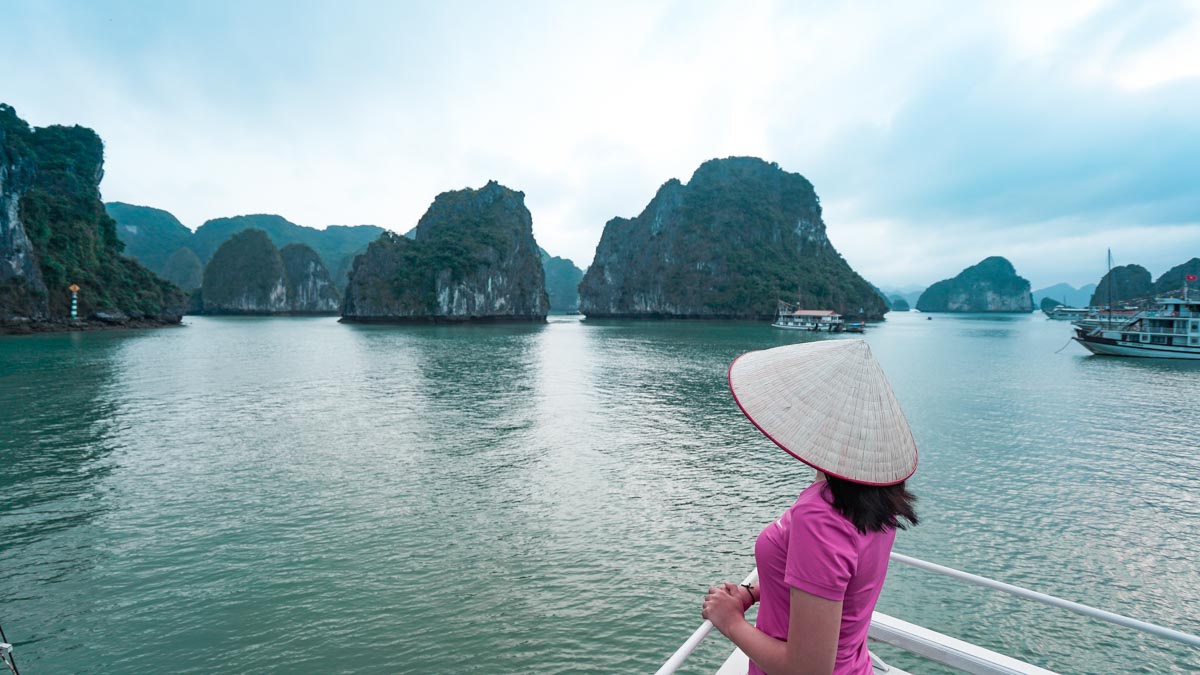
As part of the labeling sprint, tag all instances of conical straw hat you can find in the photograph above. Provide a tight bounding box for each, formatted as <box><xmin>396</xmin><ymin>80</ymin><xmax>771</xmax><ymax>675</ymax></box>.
<box><xmin>728</xmin><ymin>339</ymin><xmax>917</xmax><ymax>485</ymax></box>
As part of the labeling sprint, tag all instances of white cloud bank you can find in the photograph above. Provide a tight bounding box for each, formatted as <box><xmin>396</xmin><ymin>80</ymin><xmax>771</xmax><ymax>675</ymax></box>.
<box><xmin>2</xmin><ymin>0</ymin><xmax>1197</xmax><ymax>289</ymax></box>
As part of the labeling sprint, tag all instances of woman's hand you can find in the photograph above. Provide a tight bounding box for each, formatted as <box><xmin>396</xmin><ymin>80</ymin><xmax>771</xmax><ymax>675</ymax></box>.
<box><xmin>702</xmin><ymin>583</ymin><xmax>749</xmax><ymax>637</ymax></box>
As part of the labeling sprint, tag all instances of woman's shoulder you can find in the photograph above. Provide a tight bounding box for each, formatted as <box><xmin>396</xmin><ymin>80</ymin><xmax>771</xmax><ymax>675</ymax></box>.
<box><xmin>790</xmin><ymin>482</ymin><xmax>858</xmax><ymax>535</ymax></box>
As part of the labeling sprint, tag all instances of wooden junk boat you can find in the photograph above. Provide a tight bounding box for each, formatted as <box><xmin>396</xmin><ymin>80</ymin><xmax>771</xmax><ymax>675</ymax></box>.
<box><xmin>772</xmin><ymin>301</ymin><xmax>862</xmax><ymax>332</ymax></box>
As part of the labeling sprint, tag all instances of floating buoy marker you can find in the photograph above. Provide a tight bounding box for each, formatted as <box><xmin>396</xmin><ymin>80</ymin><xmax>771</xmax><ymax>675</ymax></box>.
<box><xmin>69</xmin><ymin>284</ymin><xmax>80</xmax><ymax>319</ymax></box>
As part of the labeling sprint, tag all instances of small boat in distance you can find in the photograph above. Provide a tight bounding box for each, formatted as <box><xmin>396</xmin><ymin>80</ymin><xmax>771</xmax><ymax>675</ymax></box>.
<box><xmin>771</xmin><ymin>301</ymin><xmax>845</xmax><ymax>331</ymax></box>
<box><xmin>1044</xmin><ymin>305</ymin><xmax>1090</xmax><ymax>320</ymax></box>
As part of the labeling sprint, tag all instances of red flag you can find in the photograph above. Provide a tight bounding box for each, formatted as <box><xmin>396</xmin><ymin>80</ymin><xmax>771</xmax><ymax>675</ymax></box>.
<box><xmin>1188</xmin><ymin>274</ymin><xmax>1198</xmax><ymax>281</ymax></box>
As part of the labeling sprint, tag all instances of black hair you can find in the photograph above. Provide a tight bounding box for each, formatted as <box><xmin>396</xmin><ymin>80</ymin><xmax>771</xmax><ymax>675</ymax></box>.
<box><xmin>824</xmin><ymin>475</ymin><xmax>919</xmax><ymax>534</ymax></box>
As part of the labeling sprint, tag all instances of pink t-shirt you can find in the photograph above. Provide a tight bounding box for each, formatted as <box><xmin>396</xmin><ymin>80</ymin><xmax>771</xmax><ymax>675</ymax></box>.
<box><xmin>749</xmin><ymin>480</ymin><xmax>896</xmax><ymax>675</ymax></box>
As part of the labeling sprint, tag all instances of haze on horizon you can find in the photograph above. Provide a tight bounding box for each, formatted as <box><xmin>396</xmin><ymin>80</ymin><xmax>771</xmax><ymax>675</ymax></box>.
<box><xmin>3</xmin><ymin>0</ymin><xmax>1198</xmax><ymax>291</ymax></box>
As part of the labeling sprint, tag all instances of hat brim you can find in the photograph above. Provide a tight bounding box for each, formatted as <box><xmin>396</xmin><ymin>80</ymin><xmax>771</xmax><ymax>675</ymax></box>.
<box><xmin>727</xmin><ymin>340</ymin><xmax>918</xmax><ymax>486</ymax></box>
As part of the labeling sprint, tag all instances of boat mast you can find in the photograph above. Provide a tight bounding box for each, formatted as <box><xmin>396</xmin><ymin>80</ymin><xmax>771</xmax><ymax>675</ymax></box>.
<box><xmin>1106</xmin><ymin>248</ymin><xmax>1113</xmax><ymax>324</ymax></box>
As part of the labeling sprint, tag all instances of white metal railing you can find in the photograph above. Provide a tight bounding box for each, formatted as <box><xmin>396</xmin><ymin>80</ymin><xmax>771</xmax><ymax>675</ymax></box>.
<box><xmin>888</xmin><ymin>553</ymin><xmax>1200</xmax><ymax>649</ymax></box>
<box><xmin>655</xmin><ymin>569</ymin><xmax>759</xmax><ymax>675</ymax></box>
<box><xmin>656</xmin><ymin>552</ymin><xmax>1200</xmax><ymax>674</ymax></box>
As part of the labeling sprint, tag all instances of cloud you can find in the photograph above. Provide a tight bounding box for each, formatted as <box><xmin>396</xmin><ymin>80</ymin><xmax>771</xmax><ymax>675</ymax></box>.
<box><xmin>2</xmin><ymin>0</ymin><xmax>1196</xmax><ymax>287</ymax></box>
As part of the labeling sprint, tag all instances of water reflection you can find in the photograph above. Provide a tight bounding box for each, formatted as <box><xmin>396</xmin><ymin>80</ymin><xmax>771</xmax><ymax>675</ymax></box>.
<box><xmin>0</xmin><ymin>332</ymin><xmax>128</xmax><ymax>545</ymax></box>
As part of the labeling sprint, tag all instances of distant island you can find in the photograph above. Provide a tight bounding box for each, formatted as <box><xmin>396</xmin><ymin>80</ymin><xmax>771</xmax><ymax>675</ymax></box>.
<box><xmin>1032</xmin><ymin>282</ymin><xmax>1096</xmax><ymax>309</ymax></box>
<box><xmin>1</xmin><ymin>104</ymin><xmax>185</xmax><ymax>333</ymax></box>
<box><xmin>541</xmin><ymin>249</ymin><xmax>584</xmax><ymax>312</ymax></box>
<box><xmin>916</xmin><ymin>256</ymin><xmax>1033</xmax><ymax>313</ymax></box>
<box><xmin>1088</xmin><ymin>259</ymin><xmax>1199</xmax><ymax>306</ymax></box>
<box><xmin>200</xmin><ymin>229</ymin><xmax>340</xmax><ymax>314</ymax></box>
<box><xmin>341</xmin><ymin>181</ymin><xmax>549</xmax><ymax>323</ymax></box>
<box><xmin>578</xmin><ymin>157</ymin><xmax>887</xmax><ymax>320</ymax></box>
<box><xmin>107</xmin><ymin>202</ymin><xmax>584</xmax><ymax>316</ymax></box>
<box><xmin>106</xmin><ymin>204</ymin><xmax>384</xmax><ymax>291</ymax></box>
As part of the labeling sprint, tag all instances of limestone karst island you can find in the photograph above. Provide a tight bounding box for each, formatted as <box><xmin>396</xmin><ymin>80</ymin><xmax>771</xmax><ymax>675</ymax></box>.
<box><xmin>3</xmin><ymin>101</ymin><xmax>1183</xmax><ymax>336</ymax></box>
<box><xmin>341</xmin><ymin>181</ymin><xmax>550</xmax><ymax>323</ymax></box>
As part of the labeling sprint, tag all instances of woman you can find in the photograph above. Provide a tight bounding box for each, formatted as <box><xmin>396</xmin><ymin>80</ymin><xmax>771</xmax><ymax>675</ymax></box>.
<box><xmin>702</xmin><ymin>340</ymin><xmax>919</xmax><ymax>675</ymax></box>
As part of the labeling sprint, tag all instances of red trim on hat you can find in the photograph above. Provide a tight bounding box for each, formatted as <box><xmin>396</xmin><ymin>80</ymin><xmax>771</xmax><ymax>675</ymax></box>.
<box><xmin>726</xmin><ymin>350</ymin><xmax>917</xmax><ymax>487</ymax></box>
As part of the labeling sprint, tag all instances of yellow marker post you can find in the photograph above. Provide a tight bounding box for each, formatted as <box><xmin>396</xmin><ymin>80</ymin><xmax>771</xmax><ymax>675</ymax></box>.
<box><xmin>69</xmin><ymin>284</ymin><xmax>80</xmax><ymax>319</ymax></box>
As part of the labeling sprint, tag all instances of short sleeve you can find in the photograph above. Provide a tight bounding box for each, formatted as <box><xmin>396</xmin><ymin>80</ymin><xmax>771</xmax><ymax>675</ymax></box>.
<box><xmin>784</xmin><ymin>503</ymin><xmax>858</xmax><ymax>602</ymax></box>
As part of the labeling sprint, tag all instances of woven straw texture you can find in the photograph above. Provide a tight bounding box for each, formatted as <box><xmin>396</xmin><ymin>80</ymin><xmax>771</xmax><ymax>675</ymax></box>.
<box><xmin>728</xmin><ymin>339</ymin><xmax>918</xmax><ymax>485</ymax></box>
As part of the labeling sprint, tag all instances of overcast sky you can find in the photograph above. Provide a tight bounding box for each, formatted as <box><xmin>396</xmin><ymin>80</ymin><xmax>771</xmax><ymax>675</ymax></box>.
<box><xmin>3</xmin><ymin>0</ymin><xmax>1198</xmax><ymax>289</ymax></box>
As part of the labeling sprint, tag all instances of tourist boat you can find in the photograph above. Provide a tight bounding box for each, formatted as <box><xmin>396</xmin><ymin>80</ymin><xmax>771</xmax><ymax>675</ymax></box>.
<box><xmin>655</xmin><ymin>552</ymin><xmax>1200</xmax><ymax>674</ymax></box>
<box><xmin>1043</xmin><ymin>305</ymin><xmax>1090</xmax><ymax>321</ymax></box>
<box><xmin>1073</xmin><ymin>293</ymin><xmax>1200</xmax><ymax>359</ymax></box>
<box><xmin>1065</xmin><ymin>306</ymin><xmax>1140</xmax><ymax>331</ymax></box>
<box><xmin>772</xmin><ymin>301</ymin><xmax>844</xmax><ymax>331</ymax></box>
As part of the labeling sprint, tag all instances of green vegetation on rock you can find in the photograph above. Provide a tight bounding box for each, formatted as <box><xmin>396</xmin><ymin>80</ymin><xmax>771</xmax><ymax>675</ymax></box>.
<box><xmin>161</xmin><ymin>247</ymin><xmax>204</xmax><ymax>291</ymax></box>
<box><xmin>1089</xmin><ymin>264</ymin><xmax>1152</xmax><ymax>306</ymax></box>
<box><xmin>1153</xmin><ymin>258</ymin><xmax>1200</xmax><ymax>296</ymax></box>
<box><xmin>889</xmin><ymin>296</ymin><xmax>910</xmax><ymax>311</ymax></box>
<box><xmin>0</xmin><ymin>104</ymin><xmax>185</xmax><ymax>322</ymax></box>
<box><xmin>201</xmin><ymin>229</ymin><xmax>286</xmax><ymax>313</ymax></box>
<box><xmin>106</xmin><ymin>205</ymin><xmax>381</xmax><ymax>291</ymax></box>
<box><xmin>190</xmin><ymin>214</ymin><xmax>381</xmax><ymax>287</ymax></box>
<box><xmin>342</xmin><ymin>181</ymin><xmax>548</xmax><ymax>321</ymax></box>
<box><xmin>104</xmin><ymin>202</ymin><xmax>193</xmax><ymax>275</ymax></box>
<box><xmin>540</xmin><ymin>249</ymin><xmax>583</xmax><ymax>311</ymax></box>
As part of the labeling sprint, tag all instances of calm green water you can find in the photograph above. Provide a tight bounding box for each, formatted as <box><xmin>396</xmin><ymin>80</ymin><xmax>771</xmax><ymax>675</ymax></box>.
<box><xmin>1</xmin><ymin>313</ymin><xmax>1198</xmax><ymax>674</ymax></box>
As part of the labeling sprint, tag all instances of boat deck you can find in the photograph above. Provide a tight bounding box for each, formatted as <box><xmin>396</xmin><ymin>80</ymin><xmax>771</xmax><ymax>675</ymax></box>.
<box><xmin>715</xmin><ymin>648</ymin><xmax>913</xmax><ymax>674</ymax></box>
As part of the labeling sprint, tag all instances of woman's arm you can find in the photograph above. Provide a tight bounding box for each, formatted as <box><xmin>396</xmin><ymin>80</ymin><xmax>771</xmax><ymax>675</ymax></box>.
<box><xmin>704</xmin><ymin>586</ymin><xmax>841</xmax><ymax>675</ymax></box>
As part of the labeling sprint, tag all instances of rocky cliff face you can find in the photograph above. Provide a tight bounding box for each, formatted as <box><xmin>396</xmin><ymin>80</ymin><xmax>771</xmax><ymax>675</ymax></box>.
<box><xmin>0</xmin><ymin>104</ymin><xmax>185</xmax><ymax>332</ymax></box>
<box><xmin>342</xmin><ymin>181</ymin><xmax>548</xmax><ymax>322</ymax></box>
<box><xmin>578</xmin><ymin>157</ymin><xmax>887</xmax><ymax>319</ymax></box>
<box><xmin>280</xmin><ymin>243</ymin><xmax>340</xmax><ymax>313</ymax></box>
<box><xmin>0</xmin><ymin>109</ymin><xmax>47</xmax><ymax>320</ymax></box>
<box><xmin>916</xmin><ymin>257</ymin><xmax>1033</xmax><ymax>312</ymax></box>
<box><xmin>1089</xmin><ymin>264</ymin><xmax>1153</xmax><ymax>306</ymax></box>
